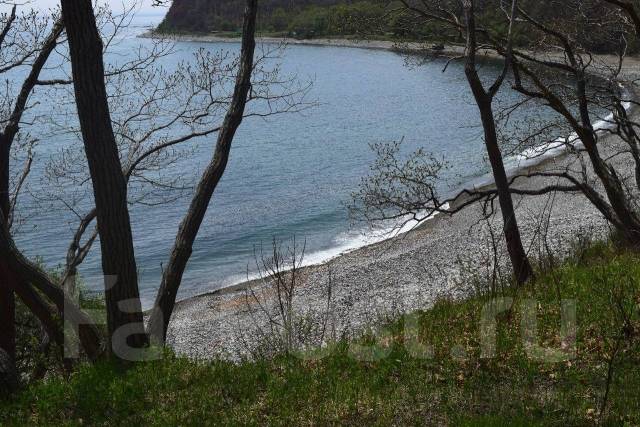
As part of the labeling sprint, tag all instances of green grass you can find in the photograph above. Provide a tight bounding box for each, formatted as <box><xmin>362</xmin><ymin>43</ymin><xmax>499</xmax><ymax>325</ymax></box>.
<box><xmin>2</xmin><ymin>242</ymin><xmax>639</xmax><ymax>426</ymax></box>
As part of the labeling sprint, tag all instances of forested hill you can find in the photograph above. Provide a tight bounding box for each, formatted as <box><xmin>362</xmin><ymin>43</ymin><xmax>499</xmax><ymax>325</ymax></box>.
<box><xmin>156</xmin><ymin>0</ymin><xmax>386</xmax><ymax>37</ymax></box>
<box><xmin>156</xmin><ymin>0</ymin><xmax>635</xmax><ymax>52</ymax></box>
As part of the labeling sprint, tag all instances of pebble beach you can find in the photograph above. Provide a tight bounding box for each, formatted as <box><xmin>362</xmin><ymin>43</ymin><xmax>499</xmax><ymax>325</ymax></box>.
<box><xmin>156</xmin><ymin>37</ymin><xmax>640</xmax><ymax>360</ymax></box>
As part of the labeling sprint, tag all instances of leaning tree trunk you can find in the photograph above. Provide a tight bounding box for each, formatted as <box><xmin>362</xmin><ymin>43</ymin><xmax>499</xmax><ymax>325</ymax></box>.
<box><xmin>580</xmin><ymin>130</ymin><xmax>640</xmax><ymax>242</ymax></box>
<box><xmin>147</xmin><ymin>0</ymin><xmax>258</xmax><ymax>344</ymax></box>
<box><xmin>476</xmin><ymin>98</ymin><xmax>534</xmax><ymax>284</ymax></box>
<box><xmin>463</xmin><ymin>0</ymin><xmax>534</xmax><ymax>285</ymax></box>
<box><xmin>0</xmin><ymin>212</ymin><xmax>104</xmax><ymax>361</ymax></box>
<box><xmin>60</xmin><ymin>0</ymin><xmax>147</xmax><ymax>355</ymax></box>
<box><xmin>573</xmin><ymin>75</ymin><xmax>640</xmax><ymax>243</ymax></box>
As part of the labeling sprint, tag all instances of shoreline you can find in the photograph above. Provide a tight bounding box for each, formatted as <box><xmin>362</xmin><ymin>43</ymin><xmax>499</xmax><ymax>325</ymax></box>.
<box><xmin>166</xmin><ymin>104</ymin><xmax>640</xmax><ymax>360</ymax></box>
<box><xmin>152</xmin><ymin>33</ymin><xmax>640</xmax><ymax>358</ymax></box>
<box><xmin>158</xmin><ymin>33</ymin><xmax>640</xmax><ymax>306</ymax></box>
<box><xmin>140</xmin><ymin>31</ymin><xmax>465</xmax><ymax>54</ymax></box>
<box><xmin>166</xmin><ymin>126</ymin><xmax>623</xmax><ymax>358</ymax></box>
<box><xmin>141</xmin><ymin>31</ymin><xmax>640</xmax><ymax>74</ymax></box>
<box><xmin>171</xmin><ymin>89</ymin><xmax>639</xmax><ymax>312</ymax></box>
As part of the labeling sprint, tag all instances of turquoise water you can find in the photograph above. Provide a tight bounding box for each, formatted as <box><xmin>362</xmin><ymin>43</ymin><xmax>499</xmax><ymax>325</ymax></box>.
<box><xmin>12</xmin><ymin>15</ymin><xmax>550</xmax><ymax>306</ymax></box>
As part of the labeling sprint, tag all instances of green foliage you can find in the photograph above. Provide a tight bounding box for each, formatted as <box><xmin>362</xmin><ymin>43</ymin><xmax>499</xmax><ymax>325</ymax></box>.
<box><xmin>2</xmin><ymin>243</ymin><xmax>639</xmax><ymax>425</ymax></box>
<box><xmin>157</xmin><ymin>0</ymin><xmax>431</xmax><ymax>40</ymax></box>
<box><xmin>14</xmin><ymin>274</ymin><xmax>106</xmax><ymax>386</ymax></box>
<box><xmin>157</xmin><ymin>0</ymin><xmax>638</xmax><ymax>55</ymax></box>
<box><xmin>267</xmin><ymin>2</ymin><xmax>389</xmax><ymax>39</ymax></box>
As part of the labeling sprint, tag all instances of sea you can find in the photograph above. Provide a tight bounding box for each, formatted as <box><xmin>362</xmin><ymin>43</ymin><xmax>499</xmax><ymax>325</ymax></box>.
<box><xmin>11</xmin><ymin>12</ymin><xmax>566</xmax><ymax>306</ymax></box>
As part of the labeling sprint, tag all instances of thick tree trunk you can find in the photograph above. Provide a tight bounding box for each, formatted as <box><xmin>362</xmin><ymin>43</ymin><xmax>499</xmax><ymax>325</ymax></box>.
<box><xmin>0</xmin><ymin>137</ymin><xmax>9</xmax><ymax>218</ymax></box>
<box><xmin>3</xmin><ymin>261</ymin><xmax>65</xmax><ymax>356</ymax></box>
<box><xmin>147</xmin><ymin>0</ymin><xmax>258</xmax><ymax>344</ymax></box>
<box><xmin>0</xmin><ymin>136</ymin><xmax>16</xmax><ymax>364</ymax></box>
<box><xmin>11</xmin><ymin>277</ymin><xmax>64</xmax><ymax>349</ymax></box>
<box><xmin>0</xmin><ymin>208</ymin><xmax>103</xmax><ymax>361</ymax></box>
<box><xmin>0</xmin><ymin>157</ymin><xmax>16</xmax><ymax>387</ymax></box>
<box><xmin>0</xmin><ymin>262</ymin><xmax>16</xmax><ymax>362</ymax></box>
<box><xmin>463</xmin><ymin>0</ymin><xmax>533</xmax><ymax>285</ymax></box>
<box><xmin>60</xmin><ymin>0</ymin><xmax>147</xmax><ymax>354</ymax></box>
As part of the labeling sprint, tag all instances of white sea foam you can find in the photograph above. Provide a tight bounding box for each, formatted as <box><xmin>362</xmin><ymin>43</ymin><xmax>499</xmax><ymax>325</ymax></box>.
<box><xmin>466</xmin><ymin>87</ymin><xmax>634</xmax><ymax>190</ymax></box>
<box><xmin>213</xmin><ymin>203</ymin><xmax>450</xmax><ymax>293</ymax></box>
<box><xmin>270</xmin><ymin>89</ymin><xmax>636</xmax><ymax>283</ymax></box>
<box><xmin>302</xmin><ymin>205</ymin><xmax>450</xmax><ymax>267</ymax></box>
<box><xmin>212</xmin><ymin>88</ymin><xmax>635</xmax><ymax>296</ymax></box>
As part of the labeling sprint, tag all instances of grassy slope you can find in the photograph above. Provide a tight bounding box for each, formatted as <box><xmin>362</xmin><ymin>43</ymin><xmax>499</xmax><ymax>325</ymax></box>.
<box><xmin>1</xmin><ymin>243</ymin><xmax>639</xmax><ymax>426</ymax></box>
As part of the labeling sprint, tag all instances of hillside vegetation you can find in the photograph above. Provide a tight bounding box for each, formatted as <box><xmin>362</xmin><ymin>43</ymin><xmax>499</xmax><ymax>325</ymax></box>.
<box><xmin>156</xmin><ymin>0</ymin><xmax>638</xmax><ymax>53</ymax></box>
<box><xmin>2</xmin><ymin>241</ymin><xmax>639</xmax><ymax>425</ymax></box>
<box><xmin>157</xmin><ymin>0</ymin><xmax>389</xmax><ymax>38</ymax></box>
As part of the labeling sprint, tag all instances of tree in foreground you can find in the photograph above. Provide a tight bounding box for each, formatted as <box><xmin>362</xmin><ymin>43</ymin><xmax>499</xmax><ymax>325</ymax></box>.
<box><xmin>353</xmin><ymin>0</ymin><xmax>640</xmax><ymax>280</ymax></box>
<box><xmin>354</xmin><ymin>0</ymin><xmax>534</xmax><ymax>285</ymax></box>
<box><xmin>60</xmin><ymin>0</ymin><xmax>149</xmax><ymax>356</ymax></box>
<box><xmin>147</xmin><ymin>0</ymin><xmax>260</xmax><ymax>344</ymax></box>
<box><xmin>505</xmin><ymin>0</ymin><xmax>640</xmax><ymax>243</ymax></box>
<box><xmin>2</xmin><ymin>0</ymin><xmax>310</xmax><ymax>382</ymax></box>
<box><xmin>0</xmin><ymin>5</ymin><xmax>101</xmax><ymax>394</ymax></box>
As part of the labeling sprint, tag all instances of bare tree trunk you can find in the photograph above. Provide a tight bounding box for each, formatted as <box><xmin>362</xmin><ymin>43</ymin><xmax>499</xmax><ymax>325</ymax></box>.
<box><xmin>60</xmin><ymin>0</ymin><xmax>147</xmax><ymax>354</ymax></box>
<box><xmin>580</xmin><ymin>132</ymin><xmax>640</xmax><ymax>241</ymax></box>
<box><xmin>11</xmin><ymin>277</ymin><xmax>64</xmax><ymax>349</ymax></box>
<box><xmin>463</xmin><ymin>0</ymin><xmax>533</xmax><ymax>285</ymax></box>
<box><xmin>0</xmin><ymin>134</ymin><xmax>16</xmax><ymax>366</ymax></box>
<box><xmin>147</xmin><ymin>0</ymin><xmax>259</xmax><ymax>344</ymax></box>
<box><xmin>0</xmin><ymin>194</ymin><xmax>17</xmax><ymax>393</ymax></box>
<box><xmin>0</xmin><ymin>138</ymin><xmax>9</xmax><ymax>219</ymax></box>
<box><xmin>508</xmin><ymin>5</ymin><xmax>640</xmax><ymax>243</ymax></box>
<box><xmin>573</xmin><ymin>75</ymin><xmax>640</xmax><ymax>242</ymax></box>
<box><xmin>0</xmin><ymin>263</ymin><xmax>16</xmax><ymax>363</ymax></box>
<box><xmin>2</xmin><ymin>260</ymin><xmax>65</xmax><ymax>354</ymax></box>
<box><xmin>476</xmin><ymin>97</ymin><xmax>534</xmax><ymax>284</ymax></box>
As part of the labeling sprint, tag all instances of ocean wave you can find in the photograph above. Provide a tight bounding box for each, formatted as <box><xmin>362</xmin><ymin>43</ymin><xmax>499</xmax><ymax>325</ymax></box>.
<box><xmin>213</xmin><ymin>203</ymin><xmax>450</xmax><ymax>293</ymax></box>
<box><xmin>466</xmin><ymin>86</ymin><xmax>634</xmax><ymax>190</ymax></box>
<box><xmin>208</xmin><ymin>87</ymin><xmax>635</xmax><ymax>298</ymax></box>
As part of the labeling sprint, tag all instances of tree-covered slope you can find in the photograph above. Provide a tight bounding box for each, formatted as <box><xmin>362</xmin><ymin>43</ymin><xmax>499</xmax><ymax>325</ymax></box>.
<box><xmin>157</xmin><ymin>0</ymin><xmax>354</xmax><ymax>34</ymax></box>
<box><xmin>156</xmin><ymin>0</ymin><xmax>637</xmax><ymax>53</ymax></box>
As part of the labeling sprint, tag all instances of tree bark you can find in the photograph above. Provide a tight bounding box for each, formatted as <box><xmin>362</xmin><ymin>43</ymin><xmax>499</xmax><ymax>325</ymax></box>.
<box><xmin>60</xmin><ymin>0</ymin><xmax>147</xmax><ymax>354</ymax></box>
<box><xmin>0</xmin><ymin>262</ymin><xmax>16</xmax><ymax>362</ymax></box>
<box><xmin>463</xmin><ymin>0</ymin><xmax>533</xmax><ymax>285</ymax></box>
<box><xmin>147</xmin><ymin>0</ymin><xmax>258</xmax><ymax>344</ymax></box>
<box><xmin>11</xmin><ymin>277</ymin><xmax>64</xmax><ymax>349</ymax></box>
<box><xmin>0</xmin><ymin>138</ymin><xmax>15</xmax><ymax>362</ymax></box>
<box><xmin>573</xmin><ymin>75</ymin><xmax>640</xmax><ymax>241</ymax></box>
<box><xmin>475</xmin><ymin>97</ymin><xmax>534</xmax><ymax>284</ymax></box>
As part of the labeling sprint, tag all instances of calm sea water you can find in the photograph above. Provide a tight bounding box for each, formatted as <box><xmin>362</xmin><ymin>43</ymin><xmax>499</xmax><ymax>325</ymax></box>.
<box><xmin>13</xmin><ymin>14</ymin><xmax>552</xmax><ymax>306</ymax></box>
